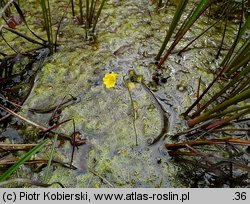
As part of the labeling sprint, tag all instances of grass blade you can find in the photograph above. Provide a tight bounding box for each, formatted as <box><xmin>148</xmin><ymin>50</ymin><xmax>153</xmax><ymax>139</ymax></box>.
<box><xmin>92</xmin><ymin>0</ymin><xmax>107</xmax><ymax>34</ymax></box>
<box><xmin>192</xmin><ymin>64</ymin><xmax>250</xmax><ymax>117</ymax></box>
<box><xmin>155</xmin><ymin>0</ymin><xmax>189</xmax><ymax>61</ymax></box>
<box><xmin>187</xmin><ymin>88</ymin><xmax>250</xmax><ymax>127</ymax></box>
<box><xmin>44</xmin><ymin>135</ymin><xmax>57</xmax><ymax>181</ymax></box>
<box><xmin>40</xmin><ymin>0</ymin><xmax>54</xmax><ymax>53</ymax></box>
<box><xmin>157</xmin><ymin>0</ymin><xmax>212</xmax><ymax>68</ymax></box>
<box><xmin>0</xmin><ymin>139</ymin><xmax>49</xmax><ymax>182</ymax></box>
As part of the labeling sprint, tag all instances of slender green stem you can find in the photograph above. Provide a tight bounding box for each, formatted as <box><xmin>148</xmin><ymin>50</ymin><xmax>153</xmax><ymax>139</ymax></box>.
<box><xmin>188</xmin><ymin>88</ymin><xmax>250</xmax><ymax>127</ymax></box>
<box><xmin>155</xmin><ymin>0</ymin><xmax>189</xmax><ymax>61</ymax></box>
<box><xmin>157</xmin><ymin>0</ymin><xmax>212</xmax><ymax>68</ymax></box>
<box><xmin>47</xmin><ymin>0</ymin><xmax>53</xmax><ymax>52</ymax></box>
<box><xmin>92</xmin><ymin>0</ymin><xmax>107</xmax><ymax>33</ymax></box>
<box><xmin>226</xmin><ymin>41</ymin><xmax>250</xmax><ymax>75</ymax></box>
<box><xmin>205</xmin><ymin>108</ymin><xmax>250</xmax><ymax>129</ymax></box>
<box><xmin>123</xmin><ymin>77</ymin><xmax>138</xmax><ymax>146</ymax></box>
<box><xmin>45</xmin><ymin>134</ymin><xmax>58</xmax><ymax>181</ymax></box>
<box><xmin>205</xmin><ymin>105</ymin><xmax>250</xmax><ymax>121</ymax></box>
<box><xmin>220</xmin><ymin>0</ymin><xmax>244</xmax><ymax>69</ymax></box>
<box><xmin>71</xmin><ymin>0</ymin><xmax>75</xmax><ymax>17</ymax></box>
<box><xmin>193</xmin><ymin>64</ymin><xmax>250</xmax><ymax>116</ymax></box>
<box><xmin>215</xmin><ymin>9</ymin><xmax>228</xmax><ymax>59</ymax></box>
<box><xmin>226</xmin><ymin>36</ymin><xmax>250</xmax><ymax>73</ymax></box>
<box><xmin>79</xmin><ymin>0</ymin><xmax>83</xmax><ymax>25</ymax></box>
<box><xmin>86</xmin><ymin>0</ymin><xmax>89</xmax><ymax>28</ymax></box>
<box><xmin>55</xmin><ymin>0</ymin><xmax>71</xmax><ymax>52</ymax></box>
<box><xmin>90</xmin><ymin>0</ymin><xmax>97</xmax><ymax>27</ymax></box>
<box><xmin>89</xmin><ymin>0</ymin><xmax>95</xmax><ymax>25</ymax></box>
<box><xmin>0</xmin><ymin>139</ymin><xmax>49</xmax><ymax>182</ymax></box>
<box><xmin>40</xmin><ymin>0</ymin><xmax>54</xmax><ymax>53</ymax></box>
<box><xmin>229</xmin><ymin>78</ymin><xmax>250</xmax><ymax>98</ymax></box>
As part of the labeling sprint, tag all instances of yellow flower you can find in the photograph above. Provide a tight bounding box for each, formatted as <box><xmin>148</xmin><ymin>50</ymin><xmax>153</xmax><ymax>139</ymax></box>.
<box><xmin>103</xmin><ymin>72</ymin><xmax>119</xmax><ymax>88</ymax></box>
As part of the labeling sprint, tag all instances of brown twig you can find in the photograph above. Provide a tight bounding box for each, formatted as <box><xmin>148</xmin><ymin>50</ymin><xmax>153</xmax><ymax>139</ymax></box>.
<box><xmin>0</xmin><ymin>104</ymin><xmax>83</xmax><ymax>144</ymax></box>
<box><xmin>89</xmin><ymin>169</ymin><xmax>114</xmax><ymax>188</ymax></box>
<box><xmin>0</xmin><ymin>143</ymin><xmax>44</xmax><ymax>151</ymax></box>
<box><xmin>0</xmin><ymin>159</ymin><xmax>77</xmax><ymax>170</ymax></box>
<box><xmin>165</xmin><ymin>138</ymin><xmax>250</xmax><ymax>150</ymax></box>
<box><xmin>0</xmin><ymin>178</ymin><xmax>65</xmax><ymax>188</ymax></box>
<box><xmin>0</xmin><ymin>104</ymin><xmax>46</xmax><ymax>131</ymax></box>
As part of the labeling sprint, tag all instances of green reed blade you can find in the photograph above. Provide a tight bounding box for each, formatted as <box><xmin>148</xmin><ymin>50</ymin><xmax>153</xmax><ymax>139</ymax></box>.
<box><xmin>79</xmin><ymin>0</ymin><xmax>83</xmax><ymax>25</ymax></box>
<box><xmin>89</xmin><ymin>0</ymin><xmax>95</xmax><ymax>25</ymax></box>
<box><xmin>90</xmin><ymin>0</ymin><xmax>97</xmax><ymax>26</ymax></box>
<box><xmin>226</xmin><ymin>39</ymin><xmax>250</xmax><ymax>75</ymax></box>
<box><xmin>155</xmin><ymin>0</ymin><xmax>189</xmax><ymax>61</ymax></box>
<box><xmin>86</xmin><ymin>0</ymin><xmax>89</xmax><ymax>28</ymax></box>
<box><xmin>229</xmin><ymin>78</ymin><xmax>250</xmax><ymax>99</ymax></box>
<box><xmin>205</xmin><ymin>108</ymin><xmax>250</xmax><ymax>129</ymax></box>
<box><xmin>40</xmin><ymin>0</ymin><xmax>53</xmax><ymax>53</ymax></box>
<box><xmin>45</xmin><ymin>135</ymin><xmax>58</xmax><ymax>181</ymax></box>
<box><xmin>92</xmin><ymin>0</ymin><xmax>107</xmax><ymax>33</ymax></box>
<box><xmin>227</xmin><ymin>36</ymin><xmax>250</xmax><ymax>70</ymax></box>
<box><xmin>205</xmin><ymin>104</ymin><xmax>250</xmax><ymax>121</ymax></box>
<box><xmin>0</xmin><ymin>139</ymin><xmax>49</xmax><ymax>182</ymax></box>
<box><xmin>220</xmin><ymin>0</ymin><xmax>244</xmax><ymax>69</ymax></box>
<box><xmin>157</xmin><ymin>0</ymin><xmax>212</xmax><ymax>68</ymax></box>
<box><xmin>188</xmin><ymin>87</ymin><xmax>250</xmax><ymax>127</ymax></box>
<box><xmin>192</xmin><ymin>64</ymin><xmax>250</xmax><ymax>117</ymax></box>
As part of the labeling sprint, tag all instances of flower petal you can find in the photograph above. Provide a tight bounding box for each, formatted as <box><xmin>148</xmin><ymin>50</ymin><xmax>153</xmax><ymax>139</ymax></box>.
<box><xmin>103</xmin><ymin>72</ymin><xmax>119</xmax><ymax>89</ymax></box>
